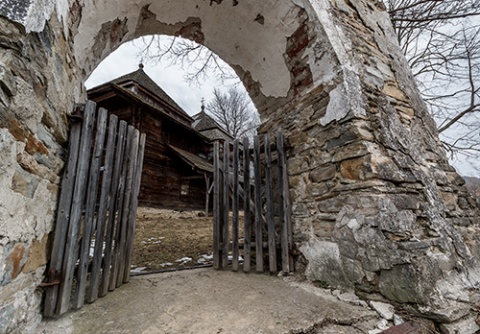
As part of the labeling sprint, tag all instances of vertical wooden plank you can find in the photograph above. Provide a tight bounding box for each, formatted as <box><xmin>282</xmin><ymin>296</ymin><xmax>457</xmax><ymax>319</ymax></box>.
<box><xmin>100</xmin><ymin>120</ymin><xmax>127</xmax><ymax>296</ymax></box>
<box><xmin>57</xmin><ymin>101</ymin><xmax>96</xmax><ymax>315</ymax></box>
<box><xmin>123</xmin><ymin>132</ymin><xmax>146</xmax><ymax>283</ymax></box>
<box><xmin>264</xmin><ymin>134</ymin><xmax>277</xmax><ymax>273</ymax></box>
<box><xmin>253</xmin><ymin>135</ymin><xmax>264</xmax><ymax>272</ymax></box>
<box><xmin>277</xmin><ymin>131</ymin><xmax>290</xmax><ymax>274</ymax></box>
<box><xmin>282</xmin><ymin>134</ymin><xmax>294</xmax><ymax>270</ymax></box>
<box><xmin>242</xmin><ymin>137</ymin><xmax>251</xmax><ymax>273</ymax></box>
<box><xmin>43</xmin><ymin>109</ymin><xmax>83</xmax><ymax>317</ymax></box>
<box><xmin>74</xmin><ymin>107</ymin><xmax>108</xmax><ymax>309</ymax></box>
<box><xmin>204</xmin><ymin>174</ymin><xmax>210</xmax><ymax>217</ymax></box>
<box><xmin>109</xmin><ymin>125</ymin><xmax>134</xmax><ymax>291</ymax></box>
<box><xmin>115</xmin><ymin>126</ymin><xmax>139</xmax><ymax>288</ymax></box>
<box><xmin>232</xmin><ymin>140</ymin><xmax>239</xmax><ymax>271</ymax></box>
<box><xmin>222</xmin><ymin>141</ymin><xmax>229</xmax><ymax>268</ymax></box>
<box><xmin>87</xmin><ymin>114</ymin><xmax>119</xmax><ymax>302</ymax></box>
<box><xmin>213</xmin><ymin>141</ymin><xmax>221</xmax><ymax>270</ymax></box>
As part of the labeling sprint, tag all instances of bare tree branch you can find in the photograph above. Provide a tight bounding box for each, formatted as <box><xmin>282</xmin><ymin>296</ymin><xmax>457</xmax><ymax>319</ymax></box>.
<box><xmin>135</xmin><ymin>35</ymin><xmax>237</xmax><ymax>85</ymax></box>
<box><xmin>206</xmin><ymin>88</ymin><xmax>260</xmax><ymax>140</ymax></box>
<box><xmin>386</xmin><ymin>0</ymin><xmax>480</xmax><ymax>166</ymax></box>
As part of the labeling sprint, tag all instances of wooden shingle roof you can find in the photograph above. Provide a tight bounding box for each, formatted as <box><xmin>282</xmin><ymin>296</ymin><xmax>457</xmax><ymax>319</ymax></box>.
<box><xmin>168</xmin><ymin>145</ymin><xmax>214</xmax><ymax>174</ymax></box>
<box><xmin>110</xmin><ymin>66</ymin><xmax>187</xmax><ymax>116</ymax></box>
<box><xmin>192</xmin><ymin>111</ymin><xmax>234</xmax><ymax>142</ymax></box>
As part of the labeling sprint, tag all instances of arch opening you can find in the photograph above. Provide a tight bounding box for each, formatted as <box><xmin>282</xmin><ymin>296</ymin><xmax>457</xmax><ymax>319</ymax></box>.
<box><xmin>2</xmin><ymin>0</ymin><xmax>480</xmax><ymax>331</ymax></box>
<box><xmin>84</xmin><ymin>34</ymin><xmax>261</xmax><ymax>272</ymax></box>
<box><xmin>74</xmin><ymin>0</ymin><xmax>321</xmax><ymax>118</ymax></box>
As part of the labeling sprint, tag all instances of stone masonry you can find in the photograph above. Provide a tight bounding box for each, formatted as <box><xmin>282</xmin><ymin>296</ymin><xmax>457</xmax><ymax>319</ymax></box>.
<box><xmin>1</xmin><ymin>0</ymin><xmax>480</xmax><ymax>333</ymax></box>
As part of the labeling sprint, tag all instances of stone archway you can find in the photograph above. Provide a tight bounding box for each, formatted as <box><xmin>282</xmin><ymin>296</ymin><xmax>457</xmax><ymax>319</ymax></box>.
<box><xmin>1</xmin><ymin>0</ymin><xmax>480</xmax><ymax>332</ymax></box>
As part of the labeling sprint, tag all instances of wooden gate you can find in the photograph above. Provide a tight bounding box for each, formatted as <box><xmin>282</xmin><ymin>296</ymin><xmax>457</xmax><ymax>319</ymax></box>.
<box><xmin>213</xmin><ymin>132</ymin><xmax>293</xmax><ymax>274</ymax></box>
<box><xmin>44</xmin><ymin>101</ymin><xmax>146</xmax><ymax>317</ymax></box>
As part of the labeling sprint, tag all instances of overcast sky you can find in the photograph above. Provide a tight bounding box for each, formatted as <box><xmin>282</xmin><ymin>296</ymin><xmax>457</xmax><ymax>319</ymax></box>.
<box><xmin>85</xmin><ymin>39</ymin><xmax>240</xmax><ymax>116</ymax></box>
<box><xmin>85</xmin><ymin>37</ymin><xmax>477</xmax><ymax>177</ymax></box>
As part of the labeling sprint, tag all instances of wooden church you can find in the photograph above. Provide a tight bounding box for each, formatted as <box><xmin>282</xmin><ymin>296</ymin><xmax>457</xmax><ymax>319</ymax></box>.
<box><xmin>87</xmin><ymin>65</ymin><xmax>218</xmax><ymax>211</ymax></box>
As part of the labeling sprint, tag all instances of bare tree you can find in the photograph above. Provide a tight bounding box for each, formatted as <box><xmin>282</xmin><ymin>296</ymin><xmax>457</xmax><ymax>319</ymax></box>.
<box><xmin>136</xmin><ymin>35</ymin><xmax>260</xmax><ymax>140</ymax></box>
<box><xmin>136</xmin><ymin>35</ymin><xmax>237</xmax><ymax>85</ymax></box>
<box><xmin>207</xmin><ymin>87</ymin><xmax>260</xmax><ymax>140</ymax></box>
<box><xmin>386</xmin><ymin>0</ymin><xmax>480</xmax><ymax>166</ymax></box>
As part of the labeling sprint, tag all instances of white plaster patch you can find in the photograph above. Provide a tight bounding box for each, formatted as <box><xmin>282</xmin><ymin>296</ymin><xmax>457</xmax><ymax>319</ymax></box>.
<box><xmin>55</xmin><ymin>0</ymin><xmax>70</xmax><ymax>37</ymax></box>
<box><xmin>369</xmin><ymin>301</ymin><xmax>394</xmax><ymax>320</ymax></box>
<box><xmin>0</xmin><ymin>129</ymin><xmax>17</xmax><ymax>184</ymax></box>
<box><xmin>300</xmin><ymin>238</ymin><xmax>340</xmax><ymax>279</ymax></box>
<box><xmin>10</xmin><ymin>0</ymin><xmax>70</xmax><ymax>33</ymax></box>
<box><xmin>24</xmin><ymin>0</ymin><xmax>55</xmax><ymax>32</ymax></box>
<box><xmin>299</xmin><ymin>0</ymin><xmax>366</xmax><ymax>120</ymax></box>
<box><xmin>301</xmin><ymin>238</ymin><xmax>340</xmax><ymax>260</ymax></box>
<box><xmin>347</xmin><ymin>218</ymin><xmax>360</xmax><ymax>231</ymax></box>
<box><xmin>301</xmin><ymin>0</ymin><xmax>353</xmax><ymax>71</ymax></box>
<box><xmin>320</xmin><ymin>83</ymin><xmax>349</xmax><ymax>125</ymax></box>
<box><xmin>74</xmin><ymin>0</ymin><xmax>303</xmax><ymax>98</ymax></box>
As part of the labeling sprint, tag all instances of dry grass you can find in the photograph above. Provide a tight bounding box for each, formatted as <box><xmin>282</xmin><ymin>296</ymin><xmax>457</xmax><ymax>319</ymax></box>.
<box><xmin>131</xmin><ymin>207</ymin><xmax>214</xmax><ymax>270</ymax></box>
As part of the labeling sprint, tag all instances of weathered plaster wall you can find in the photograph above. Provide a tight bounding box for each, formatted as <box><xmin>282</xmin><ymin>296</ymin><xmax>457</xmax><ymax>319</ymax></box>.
<box><xmin>1</xmin><ymin>0</ymin><xmax>480</xmax><ymax>333</ymax></box>
<box><xmin>0</xmin><ymin>8</ymin><xmax>79</xmax><ymax>332</ymax></box>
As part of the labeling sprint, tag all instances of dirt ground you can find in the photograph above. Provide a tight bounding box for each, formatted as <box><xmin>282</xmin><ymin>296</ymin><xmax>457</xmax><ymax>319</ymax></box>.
<box><xmin>131</xmin><ymin>207</ymin><xmax>215</xmax><ymax>272</ymax></box>
<box><xmin>38</xmin><ymin>268</ymin><xmax>385</xmax><ymax>334</ymax></box>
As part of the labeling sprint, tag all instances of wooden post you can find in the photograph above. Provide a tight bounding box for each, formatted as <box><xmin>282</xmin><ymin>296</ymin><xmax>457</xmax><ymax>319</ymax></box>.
<box><xmin>264</xmin><ymin>134</ymin><xmax>277</xmax><ymax>274</ymax></box>
<box><xmin>74</xmin><ymin>107</ymin><xmax>108</xmax><ymax>309</ymax></box>
<box><xmin>277</xmin><ymin>131</ymin><xmax>290</xmax><ymax>273</ymax></box>
<box><xmin>108</xmin><ymin>125</ymin><xmax>134</xmax><ymax>291</ymax></box>
<box><xmin>232</xmin><ymin>139</ymin><xmax>239</xmax><ymax>271</ymax></box>
<box><xmin>222</xmin><ymin>140</ymin><xmax>230</xmax><ymax>268</ymax></box>
<box><xmin>115</xmin><ymin>127</ymin><xmax>139</xmax><ymax>288</ymax></box>
<box><xmin>253</xmin><ymin>135</ymin><xmax>263</xmax><ymax>272</ymax></box>
<box><xmin>100</xmin><ymin>120</ymin><xmax>127</xmax><ymax>297</ymax></box>
<box><xmin>213</xmin><ymin>141</ymin><xmax>221</xmax><ymax>269</ymax></box>
<box><xmin>87</xmin><ymin>114</ymin><xmax>119</xmax><ymax>303</ymax></box>
<box><xmin>204</xmin><ymin>173</ymin><xmax>211</xmax><ymax>217</ymax></box>
<box><xmin>57</xmin><ymin>101</ymin><xmax>96</xmax><ymax>315</ymax></box>
<box><xmin>43</xmin><ymin>106</ymin><xmax>83</xmax><ymax>317</ymax></box>
<box><xmin>242</xmin><ymin>137</ymin><xmax>251</xmax><ymax>273</ymax></box>
<box><xmin>123</xmin><ymin>132</ymin><xmax>146</xmax><ymax>283</ymax></box>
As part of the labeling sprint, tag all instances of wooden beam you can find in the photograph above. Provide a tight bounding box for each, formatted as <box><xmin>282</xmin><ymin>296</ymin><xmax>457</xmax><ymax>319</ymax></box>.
<box><xmin>253</xmin><ymin>135</ymin><xmax>263</xmax><ymax>273</ymax></box>
<box><xmin>87</xmin><ymin>113</ymin><xmax>119</xmax><ymax>303</ymax></box>
<box><xmin>115</xmin><ymin>127</ymin><xmax>139</xmax><ymax>288</ymax></box>
<box><xmin>100</xmin><ymin>120</ymin><xmax>127</xmax><ymax>297</ymax></box>
<box><xmin>123</xmin><ymin>132</ymin><xmax>147</xmax><ymax>283</ymax></box>
<box><xmin>232</xmin><ymin>140</ymin><xmax>239</xmax><ymax>271</ymax></box>
<box><xmin>43</xmin><ymin>105</ymin><xmax>83</xmax><ymax>317</ymax></box>
<box><xmin>181</xmin><ymin>175</ymin><xmax>205</xmax><ymax>180</ymax></box>
<box><xmin>277</xmin><ymin>131</ymin><xmax>292</xmax><ymax>273</ymax></box>
<box><xmin>243</xmin><ymin>137</ymin><xmax>251</xmax><ymax>273</ymax></box>
<box><xmin>264</xmin><ymin>134</ymin><xmax>277</xmax><ymax>274</ymax></box>
<box><xmin>204</xmin><ymin>173</ymin><xmax>211</xmax><ymax>217</ymax></box>
<box><xmin>74</xmin><ymin>107</ymin><xmax>108</xmax><ymax>309</ymax></box>
<box><xmin>57</xmin><ymin>101</ymin><xmax>96</xmax><ymax>315</ymax></box>
<box><xmin>222</xmin><ymin>140</ymin><xmax>230</xmax><ymax>268</ymax></box>
<box><xmin>213</xmin><ymin>141</ymin><xmax>221</xmax><ymax>269</ymax></box>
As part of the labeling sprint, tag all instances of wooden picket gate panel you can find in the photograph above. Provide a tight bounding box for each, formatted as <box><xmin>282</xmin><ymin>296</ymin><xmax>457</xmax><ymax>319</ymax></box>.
<box><xmin>44</xmin><ymin>101</ymin><xmax>146</xmax><ymax>317</ymax></box>
<box><xmin>213</xmin><ymin>132</ymin><xmax>293</xmax><ymax>274</ymax></box>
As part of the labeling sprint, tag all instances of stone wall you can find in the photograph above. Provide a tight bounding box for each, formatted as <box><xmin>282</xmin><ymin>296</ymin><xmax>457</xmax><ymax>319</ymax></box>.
<box><xmin>1</xmin><ymin>0</ymin><xmax>480</xmax><ymax>333</ymax></box>
<box><xmin>0</xmin><ymin>13</ymin><xmax>78</xmax><ymax>332</ymax></box>
<box><xmin>265</xmin><ymin>0</ymin><xmax>480</xmax><ymax>329</ymax></box>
